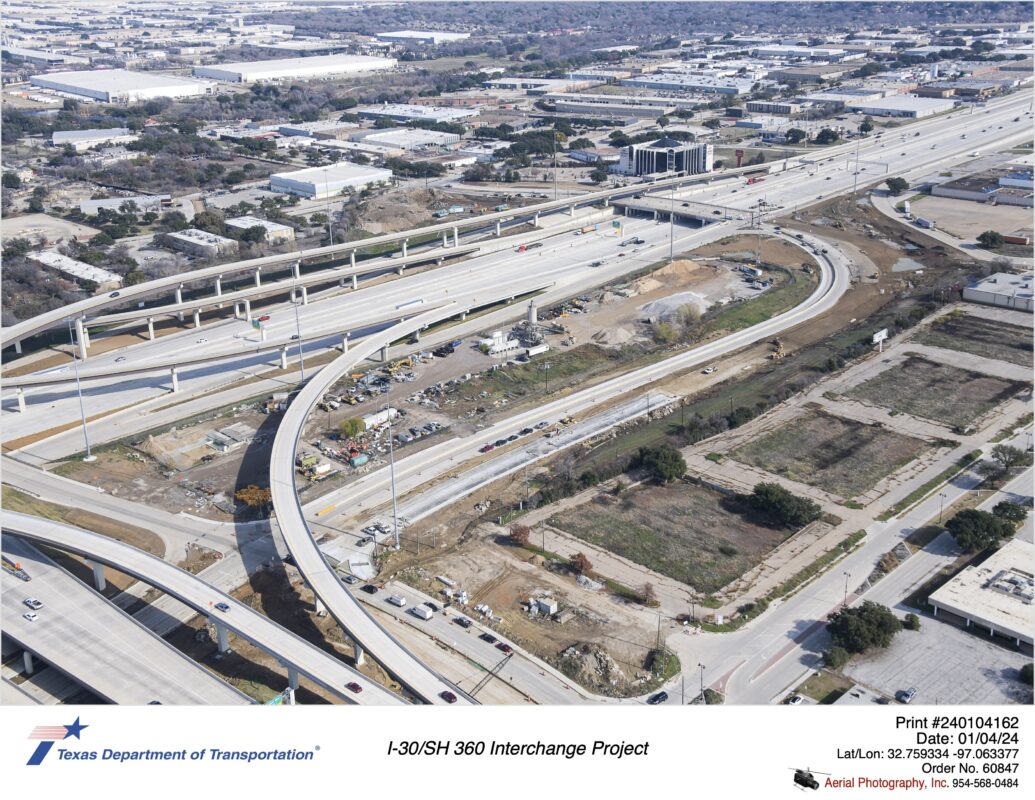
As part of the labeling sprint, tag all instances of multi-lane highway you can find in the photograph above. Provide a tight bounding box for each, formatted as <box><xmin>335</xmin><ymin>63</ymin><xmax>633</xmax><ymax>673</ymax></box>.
<box><xmin>2</xmin><ymin>536</ymin><xmax>251</xmax><ymax>705</ymax></box>
<box><xmin>2</xmin><ymin>511</ymin><xmax>406</xmax><ymax>705</ymax></box>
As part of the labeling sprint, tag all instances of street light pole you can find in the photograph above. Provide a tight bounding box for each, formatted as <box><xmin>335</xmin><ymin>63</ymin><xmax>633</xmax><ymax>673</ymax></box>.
<box><xmin>292</xmin><ymin>277</ymin><xmax>306</xmax><ymax>383</ymax></box>
<box><xmin>938</xmin><ymin>491</ymin><xmax>948</xmax><ymax>524</ymax></box>
<box><xmin>385</xmin><ymin>401</ymin><xmax>401</xmax><ymax>551</ymax></box>
<box><xmin>842</xmin><ymin>571</ymin><xmax>851</xmax><ymax>608</ymax></box>
<box><xmin>697</xmin><ymin>662</ymin><xmax>705</xmax><ymax>703</ymax></box>
<box><xmin>67</xmin><ymin>319</ymin><xmax>95</xmax><ymax>462</ymax></box>
<box><xmin>669</xmin><ymin>182</ymin><xmax>675</xmax><ymax>264</ymax></box>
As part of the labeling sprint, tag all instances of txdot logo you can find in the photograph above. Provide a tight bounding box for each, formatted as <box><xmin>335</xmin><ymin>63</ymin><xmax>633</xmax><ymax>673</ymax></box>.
<box><xmin>27</xmin><ymin>718</ymin><xmax>88</xmax><ymax>766</ymax></box>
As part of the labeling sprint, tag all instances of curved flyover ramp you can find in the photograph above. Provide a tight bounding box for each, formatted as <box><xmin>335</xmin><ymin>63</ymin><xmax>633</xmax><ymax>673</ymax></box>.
<box><xmin>270</xmin><ymin>289</ymin><xmax>550</xmax><ymax>705</ymax></box>
<box><xmin>1</xmin><ymin>511</ymin><xmax>406</xmax><ymax>706</ymax></box>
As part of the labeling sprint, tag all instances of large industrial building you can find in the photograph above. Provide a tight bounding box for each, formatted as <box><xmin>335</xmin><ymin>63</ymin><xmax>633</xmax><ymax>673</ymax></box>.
<box><xmin>51</xmin><ymin>128</ymin><xmax>138</xmax><ymax>152</ymax></box>
<box><xmin>2</xmin><ymin>46</ymin><xmax>89</xmax><ymax>65</ymax></box>
<box><xmin>30</xmin><ymin>69</ymin><xmax>212</xmax><ymax>102</ymax></box>
<box><xmin>30</xmin><ymin>251</ymin><xmax>122</xmax><ymax>292</ymax></box>
<box><xmin>225</xmin><ymin>216</ymin><xmax>296</xmax><ymax>244</ymax></box>
<box><xmin>269</xmin><ymin>163</ymin><xmax>394</xmax><ymax>199</ymax></box>
<box><xmin>961</xmin><ymin>272</ymin><xmax>1034</xmax><ymax>312</ymax></box>
<box><xmin>355</xmin><ymin>103</ymin><xmax>479</xmax><ymax>124</ymax></box>
<box><xmin>929</xmin><ymin>539</ymin><xmax>1034</xmax><ymax>646</ymax></box>
<box><xmin>620</xmin><ymin>73</ymin><xmax>754</xmax><ymax>95</ymax></box>
<box><xmin>166</xmin><ymin>229</ymin><xmax>239</xmax><ymax>258</ymax></box>
<box><xmin>617</xmin><ymin>138</ymin><xmax>714</xmax><ymax>177</ymax></box>
<box><xmin>376</xmin><ymin>30</ymin><xmax>470</xmax><ymax>45</ymax></box>
<box><xmin>193</xmin><ymin>54</ymin><xmax>396</xmax><ymax>83</ymax></box>
<box><xmin>845</xmin><ymin>95</ymin><xmax>956</xmax><ymax>118</ymax></box>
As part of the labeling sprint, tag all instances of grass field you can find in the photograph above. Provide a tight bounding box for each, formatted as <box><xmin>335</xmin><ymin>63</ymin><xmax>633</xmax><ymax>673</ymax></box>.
<box><xmin>547</xmin><ymin>482</ymin><xmax>792</xmax><ymax>593</ymax></box>
<box><xmin>846</xmin><ymin>356</ymin><xmax>1029</xmax><ymax>429</ymax></box>
<box><xmin>917</xmin><ymin>314</ymin><xmax>1033</xmax><ymax>368</ymax></box>
<box><xmin>701</xmin><ymin>265</ymin><xmax>817</xmax><ymax>336</ymax></box>
<box><xmin>732</xmin><ymin>410</ymin><xmax>929</xmax><ymax>499</ymax></box>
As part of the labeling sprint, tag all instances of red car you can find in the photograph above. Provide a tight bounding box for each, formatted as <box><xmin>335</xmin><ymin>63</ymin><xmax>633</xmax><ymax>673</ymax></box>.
<box><xmin>479</xmin><ymin>444</ymin><xmax>495</xmax><ymax>453</ymax></box>
<box><xmin>346</xmin><ymin>682</ymin><xmax>363</xmax><ymax>693</ymax></box>
<box><xmin>495</xmin><ymin>642</ymin><xmax>512</xmax><ymax>654</ymax></box>
<box><xmin>439</xmin><ymin>691</ymin><xmax>457</xmax><ymax>704</ymax></box>
<box><xmin>258</xmin><ymin>314</ymin><xmax>271</xmax><ymax>321</ymax></box>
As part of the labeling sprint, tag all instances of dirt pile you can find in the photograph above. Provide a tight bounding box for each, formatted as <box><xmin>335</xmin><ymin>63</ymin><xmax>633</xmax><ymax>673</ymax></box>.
<box><xmin>629</xmin><ymin>276</ymin><xmax>662</xmax><ymax>295</ymax></box>
<box><xmin>358</xmin><ymin>188</ymin><xmax>441</xmax><ymax>234</ymax></box>
<box><xmin>554</xmin><ymin>641</ymin><xmax>632</xmax><ymax>695</ymax></box>
<box><xmin>653</xmin><ymin>258</ymin><xmax>703</xmax><ymax>280</ymax></box>
<box><xmin>592</xmin><ymin>326</ymin><xmax>636</xmax><ymax>347</ymax></box>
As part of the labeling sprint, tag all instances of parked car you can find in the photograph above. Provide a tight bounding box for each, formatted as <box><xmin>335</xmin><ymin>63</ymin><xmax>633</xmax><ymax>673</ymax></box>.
<box><xmin>787</xmin><ymin>694</ymin><xmax>804</xmax><ymax>706</ymax></box>
<box><xmin>453</xmin><ymin>616</ymin><xmax>472</xmax><ymax>629</ymax></box>
<box><xmin>897</xmin><ymin>687</ymin><xmax>918</xmax><ymax>704</ymax></box>
<box><xmin>647</xmin><ymin>691</ymin><xmax>668</xmax><ymax>705</ymax></box>
<box><xmin>702</xmin><ymin>366</ymin><xmax>717</xmax><ymax>375</ymax></box>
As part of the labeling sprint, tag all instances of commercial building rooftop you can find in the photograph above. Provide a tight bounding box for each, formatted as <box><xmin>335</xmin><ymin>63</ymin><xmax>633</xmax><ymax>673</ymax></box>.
<box><xmin>193</xmin><ymin>54</ymin><xmax>396</xmax><ymax>83</ymax></box>
<box><xmin>31</xmin><ymin>250</ymin><xmax>122</xmax><ymax>288</ymax></box>
<box><xmin>30</xmin><ymin>69</ymin><xmax>212</xmax><ymax>102</ymax></box>
<box><xmin>929</xmin><ymin>538</ymin><xmax>1035</xmax><ymax>645</ymax></box>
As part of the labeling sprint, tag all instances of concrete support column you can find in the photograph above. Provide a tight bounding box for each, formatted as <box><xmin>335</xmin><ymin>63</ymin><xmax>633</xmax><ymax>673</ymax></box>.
<box><xmin>292</xmin><ymin>260</ymin><xmax>301</xmax><ymax>280</ymax></box>
<box><xmin>533</xmin><ymin>212</ymin><xmax>540</xmax><ymax>226</ymax></box>
<box><xmin>192</xmin><ymin>309</ymin><xmax>201</xmax><ymax>328</ymax></box>
<box><xmin>460</xmin><ymin>310</ymin><xmax>467</xmax><ymax>321</ymax></box>
<box><xmin>23</xmin><ymin>651</ymin><xmax>34</xmax><ymax>675</ymax></box>
<box><xmin>350</xmin><ymin>251</ymin><xmax>356</xmax><ymax>268</ymax></box>
<box><xmin>436</xmin><ymin>257</ymin><xmax>443</xmax><ymax>266</ymax></box>
<box><xmin>243</xmin><ymin>299</ymin><xmax>252</xmax><ymax>322</ymax></box>
<box><xmin>442</xmin><ymin>232</ymin><xmax>448</xmax><ymax>248</ymax></box>
<box><xmin>81</xmin><ymin>325</ymin><xmax>90</xmax><ymax>348</ymax></box>
<box><xmin>340</xmin><ymin>334</ymin><xmax>349</xmax><ymax>353</ymax></box>
<box><xmin>604</xmin><ymin>197</ymin><xmax>610</xmax><ymax>208</ymax></box>
<box><xmin>353</xmin><ymin>641</ymin><xmax>365</xmax><ymax>666</ymax></box>
<box><xmin>74</xmin><ymin>317</ymin><xmax>88</xmax><ymax>359</ymax></box>
<box><xmin>147</xmin><ymin>317</ymin><xmax>155</xmax><ymax>340</ymax></box>
<box><xmin>351</xmin><ymin>274</ymin><xmax>358</xmax><ymax>290</ymax></box>
<box><xmin>170</xmin><ymin>366</ymin><xmax>179</xmax><ymax>393</ymax></box>
<box><xmin>254</xmin><ymin>269</ymin><xmax>262</xmax><ymax>288</ymax></box>
<box><xmin>397</xmin><ymin>264</ymin><xmax>404</xmax><ymax>276</ymax></box>
<box><xmin>300</xmin><ymin>286</ymin><xmax>308</xmax><ymax>305</ymax></box>
<box><xmin>87</xmin><ymin>560</ymin><xmax>106</xmax><ymax>592</ymax></box>
<box><xmin>380</xmin><ymin>345</ymin><xmax>388</xmax><ymax>362</ymax></box>
<box><xmin>339</xmin><ymin>276</ymin><xmax>346</xmax><ymax>288</ymax></box>
<box><xmin>213</xmin><ymin>620</ymin><xmax>230</xmax><ymax>653</ymax></box>
<box><xmin>452</xmin><ymin>225</ymin><xmax>459</xmax><ymax>247</ymax></box>
<box><xmin>233</xmin><ymin>303</ymin><xmax>241</xmax><ymax>320</ymax></box>
<box><xmin>290</xmin><ymin>287</ymin><xmax>297</xmax><ymax>304</ymax></box>
<box><xmin>287</xmin><ymin>666</ymin><xmax>299</xmax><ymax>690</ymax></box>
<box><xmin>214</xmin><ymin>276</ymin><xmax>222</xmax><ymax>297</ymax></box>
<box><xmin>568</xmin><ymin>204</ymin><xmax>575</xmax><ymax>216</ymax></box>
<box><xmin>280</xmin><ymin>347</ymin><xmax>288</xmax><ymax>370</ymax></box>
<box><xmin>401</xmin><ymin>239</ymin><xmax>408</xmax><ymax>258</ymax></box>
<box><xmin>175</xmin><ymin>285</ymin><xmax>185</xmax><ymax>322</ymax></box>
<box><xmin>653</xmin><ymin>210</ymin><xmax>659</xmax><ymax>221</ymax></box>
<box><xmin>412</xmin><ymin>328</ymin><xmax>420</xmax><ymax>342</ymax></box>
<box><xmin>495</xmin><ymin>220</ymin><xmax>501</xmax><ymax>236</ymax></box>
<box><xmin>314</xmin><ymin>597</ymin><xmax>327</xmax><ymax>617</ymax></box>
<box><xmin>14</xmin><ymin>340</ymin><xmax>22</xmax><ymax>354</ymax></box>
<box><xmin>16</xmin><ymin>388</ymin><xmax>26</xmax><ymax>413</ymax></box>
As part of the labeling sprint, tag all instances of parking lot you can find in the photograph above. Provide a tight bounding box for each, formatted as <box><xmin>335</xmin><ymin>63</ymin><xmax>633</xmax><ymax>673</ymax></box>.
<box><xmin>845</xmin><ymin>616</ymin><xmax>1032</xmax><ymax>706</ymax></box>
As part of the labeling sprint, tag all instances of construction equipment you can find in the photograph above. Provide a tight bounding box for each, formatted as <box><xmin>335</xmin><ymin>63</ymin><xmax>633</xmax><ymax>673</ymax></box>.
<box><xmin>770</xmin><ymin>337</ymin><xmax>786</xmax><ymax>360</ymax></box>
<box><xmin>470</xmin><ymin>652</ymin><xmax>513</xmax><ymax>697</ymax></box>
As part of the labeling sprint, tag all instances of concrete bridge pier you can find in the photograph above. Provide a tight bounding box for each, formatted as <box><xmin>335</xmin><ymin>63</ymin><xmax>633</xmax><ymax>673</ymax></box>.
<box><xmin>351</xmin><ymin>274</ymin><xmax>358</xmax><ymax>290</ymax></box>
<box><xmin>340</xmin><ymin>334</ymin><xmax>349</xmax><ymax>353</ymax></box>
<box><xmin>452</xmin><ymin>225</ymin><xmax>459</xmax><ymax>247</ymax></box>
<box><xmin>350</xmin><ymin>251</ymin><xmax>356</xmax><ymax>268</ymax></box>
<box><xmin>212</xmin><ymin>620</ymin><xmax>231</xmax><ymax>654</ymax></box>
<box><xmin>314</xmin><ymin>597</ymin><xmax>327</xmax><ymax>617</ymax></box>
<box><xmin>74</xmin><ymin>317</ymin><xmax>88</xmax><ymax>359</ymax></box>
<box><xmin>16</xmin><ymin>387</ymin><xmax>26</xmax><ymax>413</ymax></box>
<box><xmin>380</xmin><ymin>344</ymin><xmax>388</xmax><ymax>362</ymax></box>
<box><xmin>243</xmin><ymin>299</ymin><xmax>252</xmax><ymax>322</ymax></box>
<box><xmin>254</xmin><ymin>269</ymin><xmax>262</xmax><ymax>288</ymax></box>
<box><xmin>533</xmin><ymin>212</ymin><xmax>540</xmax><ymax>226</ymax></box>
<box><xmin>279</xmin><ymin>347</ymin><xmax>288</xmax><ymax>370</ymax></box>
<box><xmin>442</xmin><ymin>232</ymin><xmax>448</xmax><ymax>248</ymax></box>
<box><xmin>568</xmin><ymin>204</ymin><xmax>575</xmax><ymax>216</ymax></box>
<box><xmin>353</xmin><ymin>641</ymin><xmax>365</xmax><ymax>667</ymax></box>
<box><xmin>23</xmin><ymin>651</ymin><xmax>34</xmax><ymax>675</ymax></box>
<box><xmin>147</xmin><ymin>317</ymin><xmax>155</xmax><ymax>340</ymax></box>
<box><xmin>300</xmin><ymin>286</ymin><xmax>308</xmax><ymax>305</ymax></box>
<box><xmin>175</xmin><ymin>284</ymin><xmax>184</xmax><ymax>322</ymax></box>
<box><xmin>170</xmin><ymin>366</ymin><xmax>179</xmax><ymax>393</ymax></box>
<box><xmin>460</xmin><ymin>310</ymin><xmax>467</xmax><ymax>321</ymax></box>
<box><xmin>495</xmin><ymin>220</ymin><xmax>501</xmax><ymax>236</ymax></box>
<box><xmin>193</xmin><ymin>309</ymin><xmax>201</xmax><ymax>328</ymax></box>
<box><xmin>292</xmin><ymin>260</ymin><xmax>301</xmax><ymax>280</ymax></box>
<box><xmin>14</xmin><ymin>340</ymin><xmax>21</xmax><ymax>354</ymax></box>
<box><xmin>401</xmin><ymin>239</ymin><xmax>408</xmax><ymax>258</ymax></box>
<box><xmin>86</xmin><ymin>560</ymin><xmax>106</xmax><ymax>592</ymax></box>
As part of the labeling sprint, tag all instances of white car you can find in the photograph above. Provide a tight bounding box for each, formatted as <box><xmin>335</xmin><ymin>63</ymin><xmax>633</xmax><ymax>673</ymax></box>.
<box><xmin>702</xmin><ymin>366</ymin><xmax>717</xmax><ymax>375</ymax></box>
<box><xmin>788</xmin><ymin>694</ymin><xmax>804</xmax><ymax>705</ymax></box>
<box><xmin>196</xmin><ymin>337</ymin><xmax>208</xmax><ymax>344</ymax></box>
<box><xmin>23</xmin><ymin>612</ymin><xmax>39</xmax><ymax>622</ymax></box>
<box><xmin>23</xmin><ymin>598</ymin><xmax>43</xmax><ymax>610</ymax></box>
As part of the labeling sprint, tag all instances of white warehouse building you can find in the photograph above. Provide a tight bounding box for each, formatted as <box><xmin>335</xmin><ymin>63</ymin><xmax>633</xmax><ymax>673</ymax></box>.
<box><xmin>845</xmin><ymin>95</ymin><xmax>956</xmax><ymax>118</ymax></box>
<box><xmin>193</xmin><ymin>54</ymin><xmax>396</xmax><ymax>83</ymax></box>
<box><xmin>270</xmin><ymin>163</ymin><xmax>394</xmax><ymax>199</ymax></box>
<box><xmin>30</xmin><ymin>69</ymin><xmax>213</xmax><ymax>102</ymax></box>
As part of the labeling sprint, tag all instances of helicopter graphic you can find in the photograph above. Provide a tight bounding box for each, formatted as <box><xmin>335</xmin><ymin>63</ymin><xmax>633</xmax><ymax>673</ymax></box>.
<box><xmin>790</xmin><ymin>767</ymin><xmax>831</xmax><ymax>790</ymax></box>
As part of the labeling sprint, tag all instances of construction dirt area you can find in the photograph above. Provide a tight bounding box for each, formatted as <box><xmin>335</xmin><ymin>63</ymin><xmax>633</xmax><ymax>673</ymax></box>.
<box><xmin>917</xmin><ymin>312</ymin><xmax>1033</xmax><ymax>368</ymax></box>
<box><xmin>352</xmin><ymin>186</ymin><xmax>537</xmax><ymax>236</ymax></box>
<box><xmin>390</xmin><ymin>530</ymin><xmax>672</xmax><ymax>698</ymax></box>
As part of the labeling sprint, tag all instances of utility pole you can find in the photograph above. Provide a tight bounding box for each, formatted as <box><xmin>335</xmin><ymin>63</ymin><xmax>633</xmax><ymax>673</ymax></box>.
<box><xmin>67</xmin><ymin>319</ymin><xmax>95</xmax><ymax>462</ymax></box>
<box><xmin>697</xmin><ymin>662</ymin><xmax>705</xmax><ymax>704</ymax></box>
<box><xmin>669</xmin><ymin>181</ymin><xmax>675</xmax><ymax>264</ymax></box>
<box><xmin>938</xmin><ymin>492</ymin><xmax>948</xmax><ymax>523</ymax></box>
<box><xmin>291</xmin><ymin>277</ymin><xmax>306</xmax><ymax>382</ymax></box>
<box><xmin>842</xmin><ymin>571</ymin><xmax>851</xmax><ymax>608</ymax></box>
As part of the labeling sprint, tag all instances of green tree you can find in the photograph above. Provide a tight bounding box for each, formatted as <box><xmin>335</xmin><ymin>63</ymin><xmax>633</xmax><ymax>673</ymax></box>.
<box><xmin>747</xmin><ymin>482</ymin><xmax>822</xmax><ymax>528</ymax></box>
<box><xmin>235</xmin><ymin>484</ymin><xmax>272</xmax><ymax>510</ymax></box>
<box><xmin>904</xmin><ymin>613</ymin><xmax>921</xmax><ymax>631</ymax></box>
<box><xmin>656</xmin><ymin>115</ymin><xmax>670</xmax><ymax>128</ymax></box>
<box><xmin>338</xmin><ymin>417</ymin><xmax>365</xmax><ymax>439</ymax></box>
<box><xmin>945</xmin><ymin>508</ymin><xmax>1014</xmax><ymax>552</ymax></box>
<box><xmin>824</xmin><ymin>645</ymin><xmax>850</xmax><ymax>669</ymax></box>
<box><xmin>701</xmin><ymin>118</ymin><xmax>722</xmax><ymax>130</ymax></box>
<box><xmin>859</xmin><ymin>116</ymin><xmax>875</xmax><ymax>133</ymax></box>
<box><xmin>588</xmin><ymin>165</ymin><xmax>609</xmax><ymax>184</ymax></box>
<box><xmin>1021</xmin><ymin>663</ymin><xmax>1033</xmax><ymax>686</ymax></box>
<box><xmin>2</xmin><ymin>172</ymin><xmax>22</xmax><ymax>189</ymax></box>
<box><xmin>991</xmin><ymin>443</ymin><xmax>1030</xmax><ymax>473</ymax></box>
<box><xmin>814</xmin><ymin>128</ymin><xmax>840</xmax><ymax>145</ymax></box>
<box><xmin>993</xmin><ymin>501</ymin><xmax>1028</xmax><ymax>524</ymax></box>
<box><xmin>637</xmin><ymin>444</ymin><xmax>686</xmax><ymax>483</ymax></box>
<box><xmin>885</xmin><ymin>176</ymin><xmax>910</xmax><ymax>194</ymax></box>
<box><xmin>977</xmin><ymin>230</ymin><xmax>1004</xmax><ymax>249</ymax></box>
<box><xmin>192</xmin><ymin>210</ymin><xmax>226</xmax><ymax>235</ymax></box>
<box><xmin>239</xmin><ymin>225</ymin><xmax>267</xmax><ymax>244</ymax></box>
<box><xmin>160</xmin><ymin>210</ymin><xmax>189</xmax><ymax>231</ymax></box>
<box><xmin>826</xmin><ymin>601</ymin><xmax>902</xmax><ymax>654</ymax></box>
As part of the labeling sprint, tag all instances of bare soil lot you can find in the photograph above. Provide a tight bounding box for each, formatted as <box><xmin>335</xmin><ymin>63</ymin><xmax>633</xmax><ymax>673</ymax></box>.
<box><xmin>846</xmin><ymin>356</ymin><xmax>1029</xmax><ymax>429</ymax></box>
<box><xmin>546</xmin><ymin>482</ymin><xmax>791</xmax><ymax>594</ymax></box>
<box><xmin>732</xmin><ymin>410</ymin><xmax>929</xmax><ymax>500</ymax></box>
<box><xmin>917</xmin><ymin>313</ymin><xmax>1033</xmax><ymax>368</ymax></box>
